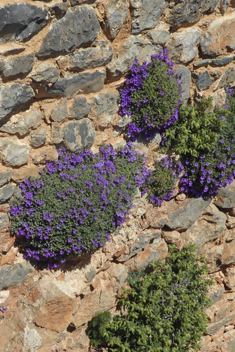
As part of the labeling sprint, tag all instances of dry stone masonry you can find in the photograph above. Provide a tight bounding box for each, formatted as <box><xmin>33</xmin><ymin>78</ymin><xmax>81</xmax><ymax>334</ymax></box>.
<box><xmin>1</xmin><ymin>0</ymin><xmax>235</xmax><ymax>351</ymax></box>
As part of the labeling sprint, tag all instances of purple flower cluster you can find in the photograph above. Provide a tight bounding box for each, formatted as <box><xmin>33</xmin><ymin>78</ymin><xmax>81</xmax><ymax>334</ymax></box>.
<box><xmin>9</xmin><ymin>143</ymin><xmax>149</xmax><ymax>269</ymax></box>
<box><xmin>0</xmin><ymin>306</ymin><xmax>7</xmax><ymax>320</ymax></box>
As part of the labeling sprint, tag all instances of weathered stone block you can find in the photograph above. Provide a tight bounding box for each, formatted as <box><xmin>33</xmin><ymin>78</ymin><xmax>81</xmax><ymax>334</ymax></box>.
<box><xmin>214</xmin><ymin>66</ymin><xmax>235</xmax><ymax>91</ymax></box>
<box><xmin>51</xmin><ymin>99</ymin><xmax>68</xmax><ymax>122</ymax></box>
<box><xmin>196</xmin><ymin>71</ymin><xmax>213</xmax><ymax>91</ymax></box>
<box><xmin>214</xmin><ymin>181</ymin><xmax>235</xmax><ymax>208</ymax></box>
<box><xmin>30</xmin><ymin>127</ymin><xmax>47</xmax><ymax>148</ymax></box>
<box><xmin>31</xmin><ymin>147</ymin><xmax>58</xmax><ymax>165</ymax></box>
<box><xmin>0</xmin><ymin>140</ymin><xmax>29</xmax><ymax>167</ymax></box>
<box><xmin>0</xmin><ymin>262</ymin><xmax>34</xmax><ymax>290</ymax></box>
<box><xmin>64</xmin><ymin>119</ymin><xmax>95</xmax><ymax>151</ymax></box>
<box><xmin>0</xmin><ymin>184</ymin><xmax>16</xmax><ymax>204</ymax></box>
<box><xmin>173</xmin><ymin>65</ymin><xmax>191</xmax><ymax>103</ymax></box>
<box><xmin>0</xmin><ymin>54</ymin><xmax>35</xmax><ymax>78</ymax></box>
<box><xmin>51</xmin><ymin>123</ymin><xmax>64</xmax><ymax>144</ymax></box>
<box><xmin>0</xmin><ymin>169</ymin><xmax>13</xmax><ymax>187</ymax></box>
<box><xmin>30</xmin><ymin>62</ymin><xmax>60</xmax><ymax>84</ymax></box>
<box><xmin>69</xmin><ymin>97</ymin><xmax>93</xmax><ymax>119</ymax></box>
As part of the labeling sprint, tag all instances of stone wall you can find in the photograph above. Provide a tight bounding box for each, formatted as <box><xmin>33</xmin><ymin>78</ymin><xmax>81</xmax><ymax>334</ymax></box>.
<box><xmin>1</xmin><ymin>0</ymin><xmax>235</xmax><ymax>351</ymax></box>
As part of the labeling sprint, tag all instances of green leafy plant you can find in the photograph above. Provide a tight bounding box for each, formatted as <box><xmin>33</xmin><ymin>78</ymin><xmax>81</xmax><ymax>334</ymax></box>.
<box><xmin>163</xmin><ymin>97</ymin><xmax>225</xmax><ymax>158</ymax></box>
<box><xmin>87</xmin><ymin>244</ymin><xmax>211</xmax><ymax>352</ymax></box>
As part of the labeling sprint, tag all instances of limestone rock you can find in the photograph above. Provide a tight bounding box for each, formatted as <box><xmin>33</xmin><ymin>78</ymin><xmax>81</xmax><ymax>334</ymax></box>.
<box><xmin>48</xmin><ymin>1</ymin><xmax>69</xmax><ymax>16</ymax></box>
<box><xmin>0</xmin><ymin>212</ymin><xmax>9</xmax><ymax>232</ymax></box>
<box><xmin>37</xmin><ymin>6</ymin><xmax>100</xmax><ymax>57</ymax></box>
<box><xmin>23</xmin><ymin>327</ymin><xmax>42</xmax><ymax>352</ymax></box>
<box><xmin>0</xmin><ymin>230</ymin><xmax>15</xmax><ymax>254</ymax></box>
<box><xmin>12</xmin><ymin>165</ymin><xmax>41</xmax><ymax>183</ymax></box>
<box><xmin>92</xmin><ymin>90</ymin><xmax>119</xmax><ymax>126</ymax></box>
<box><xmin>0</xmin><ymin>262</ymin><xmax>34</xmax><ymax>290</ymax></box>
<box><xmin>68</xmin><ymin>42</ymin><xmax>113</xmax><ymax>71</ymax></box>
<box><xmin>0</xmin><ymin>169</ymin><xmax>13</xmax><ymax>187</ymax></box>
<box><xmin>51</xmin><ymin>99</ymin><xmax>68</xmax><ymax>122</ymax></box>
<box><xmin>200</xmin><ymin>12</ymin><xmax>235</xmax><ymax>57</ymax></box>
<box><xmin>31</xmin><ymin>147</ymin><xmax>58</xmax><ymax>165</ymax></box>
<box><xmin>0</xmin><ymin>140</ymin><xmax>29</xmax><ymax>167</ymax></box>
<box><xmin>69</xmin><ymin>97</ymin><xmax>93</xmax><ymax>119</ymax></box>
<box><xmin>147</xmin><ymin>29</ymin><xmax>170</xmax><ymax>45</ymax></box>
<box><xmin>162</xmin><ymin>230</ymin><xmax>181</xmax><ymax>244</ymax></box>
<box><xmin>214</xmin><ymin>181</ymin><xmax>235</xmax><ymax>208</ymax></box>
<box><xmin>214</xmin><ymin>66</ymin><xmax>235</xmax><ymax>91</ymax></box>
<box><xmin>108</xmin><ymin>35</ymin><xmax>161</xmax><ymax>79</ymax></box>
<box><xmin>130</xmin><ymin>0</ymin><xmax>166</xmax><ymax>34</ymax></box>
<box><xmin>0</xmin><ymin>54</ymin><xmax>35</xmax><ymax>78</ymax></box>
<box><xmin>166</xmin><ymin>28</ymin><xmax>202</xmax><ymax>64</ymax></box>
<box><xmin>0</xmin><ymin>4</ymin><xmax>50</xmax><ymax>43</ymax></box>
<box><xmin>173</xmin><ymin>65</ymin><xmax>191</xmax><ymax>103</ymax></box>
<box><xmin>0</xmin><ymin>184</ymin><xmax>16</xmax><ymax>204</ymax></box>
<box><xmin>98</xmin><ymin>0</ymin><xmax>128</xmax><ymax>39</ymax></box>
<box><xmin>51</xmin><ymin>123</ymin><xmax>64</xmax><ymax>144</ymax></box>
<box><xmin>64</xmin><ymin>119</ymin><xmax>95</xmax><ymax>151</ymax></box>
<box><xmin>30</xmin><ymin>62</ymin><xmax>60</xmax><ymax>84</ymax></box>
<box><xmin>0</xmin><ymin>84</ymin><xmax>35</xmax><ymax>122</ymax></box>
<box><xmin>30</xmin><ymin>127</ymin><xmax>47</xmax><ymax>147</ymax></box>
<box><xmin>196</xmin><ymin>71</ymin><xmax>213</xmax><ymax>91</ymax></box>
<box><xmin>0</xmin><ymin>108</ymin><xmax>42</xmax><ymax>136</ymax></box>
<box><xmin>46</xmin><ymin>69</ymin><xmax>106</xmax><ymax>98</ymax></box>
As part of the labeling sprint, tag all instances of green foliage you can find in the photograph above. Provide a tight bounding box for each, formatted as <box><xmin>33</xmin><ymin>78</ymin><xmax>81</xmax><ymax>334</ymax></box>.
<box><xmin>87</xmin><ymin>311</ymin><xmax>112</xmax><ymax>349</ymax></box>
<box><xmin>163</xmin><ymin>97</ymin><xmax>225</xmax><ymax>158</ymax></box>
<box><xmin>87</xmin><ymin>244</ymin><xmax>211</xmax><ymax>352</ymax></box>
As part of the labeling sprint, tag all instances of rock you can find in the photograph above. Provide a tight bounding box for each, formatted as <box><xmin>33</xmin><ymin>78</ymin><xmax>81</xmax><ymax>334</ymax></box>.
<box><xmin>168</xmin><ymin>0</ymin><xmax>220</xmax><ymax>28</ymax></box>
<box><xmin>46</xmin><ymin>69</ymin><xmax>106</xmax><ymax>98</ymax></box>
<box><xmin>0</xmin><ymin>54</ymin><xmax>35</xmax><ymax>78</ymax></box>
<box><xmin>0</xmin><ymin>4</ymin><xmax>50</xmax><ymax>43</ymax></box>
<box><xmin>37</xmin><ymin>6</ymin><xmax>100</xmax><ymax>57</ymax></box>
<box><xmin>30</xmin><ymin>127</ymin><xmax>47</xmax><ymax>148</ymax></box>
<box><xmin>0</xmin><ymin>262</ymin><xmax>34</xmax><ymax>290</ymax></box>
<box><xmin>214</xmin><ymin>181</ymin><xmax>235</xmax><ymax>208</ymax></box>
<box><xmin>166</xmin><ymin>197</ymin><xmax>211</xmax><ymax>232</ymax></box>
<box><xmin>23</xmin><ymin>327</ymin><xmax>42</xmax><ymax>352</ymax></box>
<box><xmin>0</xmin><ymin>230</ymin><xmax>15</xmax><ymax>254</ymax></box>
<box><xmin>30</xmin><ymin>62</ymin><xmax>60</xmax><ymax>84</ymax></box>
<box><xmin>0</xmin><ymin>84</ymin><xmax>35</xmax><ymax>122</ymax></box>
<box><xmin>196</xmin><ymin>71</ymin><xmax>213</xmax><ymax>91</ymax></box>
<box><xmin>12</xmin><ymin>165</ymin><xmax>41</xmax><ymax>183</ymax></box>
<box><xmin>207</xmin><ymin>313</ymin><xmax>235</xmax><ymax>335</ymax></box>
<box><xmin>0</xmin><ymin>169</ymin><xmax>13</xmax><ymax>187</ymax></box>
<box><xmin>92</xmin><ymin>90</ymin><xmax>119</xmax><ymax>126</ymax></box>
<box><xmin>144</xmin><ymin>203</ymin><xmax>169</xmax><ymax>229</ymax></box>
<box><xmin>130</xmin><ymin>0</ymin><xmax>166</xmax><ymax>34</ymax></box>
<box><xmin>0</xmin><ymin>108</ymin><xmax>42</xmax><ymax>136</ymax></box>
<box><xmin>116</xmin><ymin>115</ymin><xmax>132</xmax><ymax>127</ymax></box>
<box><xmin>51</xmin><ymin>99</ymin><xmax>68</xmax><ymax>122</ymax></box>
<box><xmin>69</xmin><ymin>97</ymin><xmax>93</xmax><ymax>119</ymax></box>
<box><xmin>0</xmin><ymin>184</ymin><xmax>16</xmax><ymax>204</ymax></box>
<box><xmin>0</xmin><ymin>140</ymin><xmax>29</xmax><ymax>167</ymax></box>
<box><xmin>68</xmin><ymin>42</ymin><xmax>113</xmax><ymax>71</ymax></box>
<box><xmin>64</xmin><ymin>119</ymin><xmax>95</xmax><ymax>151</ymax></box>
<box><xmin>108</xmin><ymin>35</ymin><xmax>161</xmax><ymax>79</ymax></box>
<box><xmin>166</xmin><ymin>27</ymin><xmax>202</xmax><ymax>64</ymax></box>
<box><xmin>173</xmin><ymin>65</ymin><xmax>191</xmax><ymax>103</ymax></box>
<box><xmin>228</xmin><ymin>337</ymin><xmax>235</xmax><ymax>352</ymax></box>
<box><xmin>71</xmin><ymin>0</ymin><xmax>96</xmax><ymax>4</ymax></box>
<box><xmin>51</xmin><ymin>123</ymin><xmax>64</xmax><ymax>144</ymax></box>
<box><xmin>31</xmin><ymin>147</ymin><xmax>58</xmax><ymax>165</ymax></box>
<box><xmin>0</xmin><ymin>44</ymin><xmax>25</xmax><ymax>56</ymax></box>
<box><xmin>147</xmin><ymin>29</ymin><xmax>170</xmax><ymax>45</ymax></box>
<box><xmin>214</xmin><ymin>67</ymin><xmax>235</xmax><ymax>91</ymax></box>
<box><xmin>212</xmin><ymin>55</ymin><xmax>235</xmax><ymax>66</ymax></box>
<box><xmin>162</xmin><ymin>230</ymin><xmax>181</xmax><ymax>244</ymax></box>
<box><xmin>0</xmin><ymin>212</ymin><xmax>9</xmax><ymax>232</ymax></box>
<box><xmin>212</xmin><ymin>89</ymin><xmax>226</xmax><ymax>107</ymax></box>
<box><xmin>48</xmin><ymin>1</ymin><xmax>69</xmax><ymax>16</ymax></box>
<box><xmin>98</xmin><ymin>0</ymin><xmax>128</xmax><ymax>39</ymax></box>
<box><xmin>85</xmin><ymin>267</ymin><xmax>96</xmax><ymax>282</ymax></box>
<box><xmin>200</xmin><ymin>12</ymin><xmax>235</xmax><ymax>57</ymax></box>
<box><xmin>193</xmin><ymin>58</ymin><xmax>213</xmax><ymax>67</ymax></box>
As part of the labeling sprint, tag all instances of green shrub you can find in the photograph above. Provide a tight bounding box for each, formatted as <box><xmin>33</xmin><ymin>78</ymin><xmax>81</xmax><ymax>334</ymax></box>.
<box><xmin>9</xmin><ymin>143</ymin><xmax>150</xmax><ymax>269</ymax></box>
<box><xmin>163</xmin><ymin>97</ymin><xmax>225</xmax><ymax>158</ymax></box>
<box><xmin>86</xmin><ymin>244</ymin><xmax>211</xmax><ymax>352</ymax></box>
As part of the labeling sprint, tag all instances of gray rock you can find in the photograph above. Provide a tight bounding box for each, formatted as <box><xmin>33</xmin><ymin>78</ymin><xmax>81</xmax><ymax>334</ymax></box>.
<box><xmin>69</xmin><ymin>43</ymin><xmax>113</xmax><ymax>71</ymax></box>
<box><xmin>0</xmin><ymin>84</ymin><xmax>35</xmax><ymax>122</ymax></box>
<box><xmin>85</xmin><ymin>267</ymin><xmax>96</xmax><ymax>282</ymax></box>
<box><xmin>131</xmin><ymin>0</ymin><xmax>166</xmax><ymax>34</ymax></box>
<box><xmin>212</xmin><ymin>55</ymin><xmax>235</xmax><ymax>66</ymax></box>
<box><xmin>200</xmin><ymin>31</ymin><xmax>218</xmax><ymax>57</ymax></box>
<box><xmin>107</xmin><ymin>35</ymin><xmax>161</xmax><ymax>79</ymax></box>
<box><xmin>0</xmin><ymin>108</ymin><xmax>42</xmax><ymax>136</ymax></box>
<box><xmin>196</xmin><ymin>71</ymin><xmax>213</xmax><ymax>91</ymax></box>
<box><xmin>51</xmin><ymin>99</ymin><xmax>68</xmax><ymax>122</ymax></box>
<box><xmin>30</xmin><ymin>62</ymin><xmax>60</xmax><ymax>84</ymax></box>
<box><xmin>71</xmin><ymin>0</ymin><xmax>96</xmax><ymax>4</ymax></box>
<box><xmin>46</xmin><ymin>69</ymin><xmax>106</xmax><ymax>98</ymax></box>
<box><xmin>0</xmin><ymin>262</ymin><xmax>34</xmax><ymax>291</ymax></box>
<box><xmin>69</xmin><ymin>97</ymin><xmax>93</xmax><ymax>119</ymax></box>
<box><xmin>166</xmin><ymin>197</ymin><xmax>212</xmax><ymax>232</ymax></box>
<box><xmin>0</xmin><ymin>184</ymin><xmax>16</xmax><ymax>204</ymax></box>
<box><xmin>100</xmin><ymin>0</ymin><xmax>129</xmax><ymax>39</ymax></box>
<box><xmin>31</xmin><ymin>147</ymin><xmax>58</xmax><ymax>165</ymax></box>
<box><xmin>0</xmin><ymin>169</ymin><xmax>13</xmax><ymax>187</ymax></box>
<box><xmin>0</xmin><ymin>212</ymin><xmax>9</xmax><ymax>231</ymax></box>
<box><xmin>207</xmin><ymin>313</ymin><xmax>235</xmax><ymax>335</ymax></box>
<box><xmin>0</xmin><ymin>54</ymin><xmax>35</xmax><ymax>78</ymax></box>
<box><xmin>228</xmin><ymin>337</ymin><xmax>235</xmax><ymax>352</ymax></box>
<box><xmin>0</xmin><ymin>140</ymin><xmax>29</xmax><ymax>166</ymax></box>
<box><xmin>193</xmin><ymin>58</ymin><xmax>213</xmax><ymax>67</ymax></box>
<box><xmin>51</xmin><ymin>123</ymin><xmax>64</xmax><ymax>144</ymax></box>
<box><xmin>214</xmin><ymin>180</ymin><xmax>235</xmax><ymax>208</ymax></box>
<box><xmin>173</xmin><ymin>65</ymin><xmax>191</xmax><ymax>103</ymax></box>
<box><xmin>92</xmin><ymin>90</ymin><xmax>119</xmax><ymax>126</ymax></box>
<box><xmin>220</xmin><ymin>0</ymin><xmax>229</xmax><ymax>14</ymax></box>
<box><xmin>147</xmin><ymin>29</ymin><xmax>170</xmax><ymax>45</ymax></box>
<box><xmin>49</xmin><ymin>1</ymin><xmax>69</xmax><ymax>16</ymax></box>
<box><xmin>30</xmin><ymin>127</ymin><xmax>47</xmax><ymax>148</ymax></box>
<box><xmin>214</xmin><ymin>67</ymin><xmax>235</xmax><ymax>91</ymax></box>
<box><xmin>64</xmin><ymin>119</ymin><xmax>95</xmax><ymax>151</ymax></box>
<box><xmin>211</xmin><ymin>89</ymin><xmax>226</xmax><ymax>108</ymax></box>
<box><xmin>168</xmin><ymin>0</ymin><xmax>220</xmax><ymax>28</ymax></box>
<box><xmin>37</xmin><ymin>6</ymin><xmax>100</xmax><ymax>57</ymax></box>
<box><xmin>166</xmin><ymin>27</ymin><xmax>202</xmax><ymax>64</ymax></box>
<box><xmin>116</xmin><ymin>115</ymin><xmax>132</xmax><ymax>127</ymax></box>
<box><xmin>0</xmin><ymin>4</ymin><xmax>50</xmax><ymax>43</ymax></box>
<box><xmin>209</xmin><ymin>288</ymin><xmax>224</xmax><ymax>304</ymax></box>
<box><xmin>0</xmin><ymin>45</ymin><xmax>25</xmax><ymax>56</ymax></box>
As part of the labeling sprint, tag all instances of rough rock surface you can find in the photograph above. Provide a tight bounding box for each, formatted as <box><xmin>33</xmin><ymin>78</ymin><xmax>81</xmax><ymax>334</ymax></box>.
<box><xmin>50</xmin><ymin>99</ymin><xmax>68</xmax><ymax>122</ymax></box>
<box><xmin>173</xmin><ymin>65</ymin><xmax>191</xmax><ymax>103</ymax></box>
<box><xmin>0</xmin><ymin>169</ymin><xmax>13</xmax><ymax>187</ymax></box>
<box><xmin>0</xmin><ymin>184</ymin><xmax>16</xmax><ymax>204</ymax></box>
<box><xmin>0</xmin><ymin>84</ymin><xmax>35</xmax><ymax>122</ymax></box>
<box><xmin>214</xmin><ymin>180</ymin><xmax>235</xmax><ymax>208</ymax></box>
<box><xmin>51</xmin><ymin>123</ymin><xmax>64</xmax><ymax>144</ymax></box>
<box><xmin>92</xmin><ymin>90</ymin><xmax>119</xmax><ymax>125</ymax></box>
<box><xmin>30</xmin><ymin>127</ymin><xmax>47</xmax><ymax>148</ymax></box>
<box><xmin>46</xmin><ymin>69</ymin><xmax>106</xmax><ymax>98</ymax></box>
<box><xmin>30</xmin><ymin>62</ymin><xmax>60</xmax><ymax>84</ymax></box>
<box><xmin>31</xmin><ymin>147</ymin><xmax>58</xmax><ymax>165</ymax></box>
<box><xmin>37</xmin><ymin>6</ymin><xmax>100</xmax><ymax>57</ymax></box>
<box><xmin>196</xmin><ymin>71</ymin><xmax>213</xmax><ymax>91</ymax></box>
<box><xmin>0</xmin><ymin>54</ymin><xmax>35</xmax><ymax>78</ymax></box>
<box><xmin>0</xmin><ymin>263</ymin><xmax>34</xmax><ymax>291</ymax></box>
<box><xmin>0</xmin><ymin>140</ymin><xmax>29</xmax><ymax>167</ymax></box>
<box><xmin>0</xmin><ymin>108</ymin><xmax>42</xmax><ymax>136</ymax></box>
<box><xmin>69</xmin><ymin>97</ymin><xmax>93</xmax><ymax>119</ymax></box>
<box><xmin>130</xmin><ymin>0</ymin><xmax>166</xmax><ymax>34</ymax></box>
<box><xmin>64</xmin><ymin>119</ymin><xmax>95</xmax><ymax>151</ymax></box>
<box><xmin>0</xmin><ymin>4</ymin><xmax>50</xmax><ymax>43</ymax></box>
<box><xmin>147</xmin><ymin>28</ymin><xmax>170</xmax><ymax>45</ymax></box>
<box><xmin>214</xmin><ymin>66</ymin><xmax>235</xmax><ymax>91</ymax></box>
